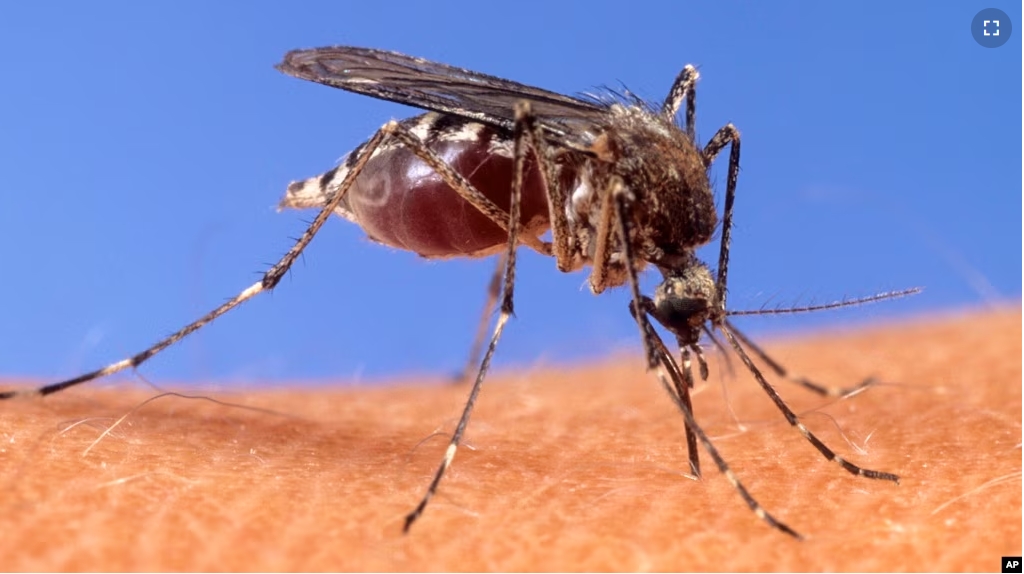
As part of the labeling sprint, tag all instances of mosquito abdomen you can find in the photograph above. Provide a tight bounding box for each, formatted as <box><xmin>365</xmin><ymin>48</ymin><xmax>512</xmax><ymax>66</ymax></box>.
<box><xmin>280</xmin><ymin>114</ymin><xmax>556</xmax><ymax>258</ymax></box>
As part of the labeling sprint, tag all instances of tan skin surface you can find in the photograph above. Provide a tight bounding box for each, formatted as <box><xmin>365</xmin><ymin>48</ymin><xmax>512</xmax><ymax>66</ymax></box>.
<box><xmin>0</xmin><ymin>307</ymin><xmax>1020</xmax><ymax>571</ymax></box>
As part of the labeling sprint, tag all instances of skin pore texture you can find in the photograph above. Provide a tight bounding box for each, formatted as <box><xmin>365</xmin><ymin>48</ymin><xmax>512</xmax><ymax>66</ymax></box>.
<box><xmin>0</xmin><ymin>306</ymin><xmax>1019</xmax><ymax>571</ymax></box>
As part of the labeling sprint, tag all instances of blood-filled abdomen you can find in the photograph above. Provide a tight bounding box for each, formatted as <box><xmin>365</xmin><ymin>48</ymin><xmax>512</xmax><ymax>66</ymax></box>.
<box><xmin>280</xmin><ymin>113</ymin><xmax>562</xmax><ymax>258</ymax></box>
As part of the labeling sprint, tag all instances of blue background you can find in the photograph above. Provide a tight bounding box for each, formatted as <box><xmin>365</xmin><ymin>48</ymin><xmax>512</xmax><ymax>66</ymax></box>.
<box><xmin>1</xmin><ymin>2</ymin><xmax>1019</xmax><ymax>386</ymax></box>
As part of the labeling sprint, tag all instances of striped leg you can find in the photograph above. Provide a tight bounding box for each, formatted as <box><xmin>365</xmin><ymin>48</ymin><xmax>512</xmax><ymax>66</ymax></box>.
<box><xmin>720</xmin><ymin>324</ymin><xmax>901</xmax><ymax>484</ymax></box>
<box><xmin>403</xmin><ymin>101</ymin><xmax>535</xmax><ymax>531</ymax></box>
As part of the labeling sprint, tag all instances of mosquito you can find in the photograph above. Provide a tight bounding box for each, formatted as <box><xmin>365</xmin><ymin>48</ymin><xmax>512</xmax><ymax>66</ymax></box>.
<box><xmin>3</xmin><ymin>46</ymin><xmax>918</xmax><ymax>539</ymax></box>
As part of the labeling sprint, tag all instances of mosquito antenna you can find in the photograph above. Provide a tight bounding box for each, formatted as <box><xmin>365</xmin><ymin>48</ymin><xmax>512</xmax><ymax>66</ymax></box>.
<box><xmin>726</xmin><ymin>288</ymin><xmax>921</xmax><ymax>317</ymax></box>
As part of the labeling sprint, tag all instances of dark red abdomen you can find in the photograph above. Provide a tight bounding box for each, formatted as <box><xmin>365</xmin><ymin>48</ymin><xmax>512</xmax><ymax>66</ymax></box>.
<box><xmin>341</xmin><ymin>120</ymin><xmax>555</xmax><ymax>257</ymax></box>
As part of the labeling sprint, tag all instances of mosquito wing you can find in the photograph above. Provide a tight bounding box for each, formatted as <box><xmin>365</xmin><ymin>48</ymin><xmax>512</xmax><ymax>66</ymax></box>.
<box><xmin>276</xmin><ymin>46</ymin><xmax>612</xmax><ymax>147</ymax></box>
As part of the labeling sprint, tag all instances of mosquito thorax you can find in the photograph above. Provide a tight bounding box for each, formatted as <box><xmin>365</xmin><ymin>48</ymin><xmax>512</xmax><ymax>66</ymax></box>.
<box><xmin>652</xmin><ymin>257</ymin><xmax>718</xmax><ymax>345</ymax></box>
<box><xmin>589</xmin><ymin>105</ymin><xmax>718</xmax><ymax>263</ymax></box>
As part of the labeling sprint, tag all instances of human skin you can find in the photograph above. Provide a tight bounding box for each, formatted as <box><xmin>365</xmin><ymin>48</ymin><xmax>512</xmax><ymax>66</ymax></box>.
<box><xmin>0</xmin><ymin>307</ymin><xmax>1019</xmax><ymax>571</ymax></box>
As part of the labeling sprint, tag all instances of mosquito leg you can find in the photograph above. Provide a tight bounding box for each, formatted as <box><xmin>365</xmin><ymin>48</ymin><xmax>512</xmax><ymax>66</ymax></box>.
<box><xmin>403</xmin><ymin>101</ymin><xmax>533</xmax><ymax>532</ymax></box>
<box><xmin>701</xmin><ymin>124</ymin><xmax>741</xmax><ymax>312</ymax></box>
<box><xmin>611</xmin><ymin>182</ymin><xmax>709</xmax><ymax>480</ymax></box>
<box><xmin>452</xmin><ymin>253</ymin><xmax>505</xmax><ymax>385</ymax></box>
<box><xmin>512</xmin><ymin>101</ymin><xmax>577</xmax><ymax>272</ymax></box>
<box><xmin>648</xmin><ymin>333</ymin><xmax>802</xmax><ymax>539</ymax></box>
<box><xmin>629</xmin><ymin>297</ymin><xmax>701</xmax><ymax>477</ymax></box>
<box><xmin>726</xmin><ymin>319</ymin><xmax>875</xmax><ymax>397</ymax></box>
<box><xmin>587</xmin><ymin>179</ymin><xmax>618</xmax><ymax>295</ymax></box>
<box><xmin>661</xmin><ymin>64</ymin><xmax>699</xmax><ymax>139</ymax></box>
<box><xmin>454</xmin><ymin>99</ymin><xmax>575</xmax><ymax>383</ymax></box>
<box><xmin>0</xmin><ymin>121</ymin><xmax>406</xmax><ymax>401</ymax></box>
<box><xmin>585</xmin><ymin>179</ymin><xmax>614</xmax><ymax>294</ymax></box>
<box><xmin>609</xmin><ymin>185</ymin><xmax>660</xmax><ymax>370</ymax></box>
<box><xmin>719</xmin><ymin>324</ymin><xmax>900</xmax><ymax>484</ymax></box>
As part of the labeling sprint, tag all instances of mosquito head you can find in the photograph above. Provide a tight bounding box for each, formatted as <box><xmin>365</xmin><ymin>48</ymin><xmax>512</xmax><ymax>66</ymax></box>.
<box><xmin>652</xmin><ymin>256</ymin><xmax>718</xmax><ymax>346</ymax></box>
